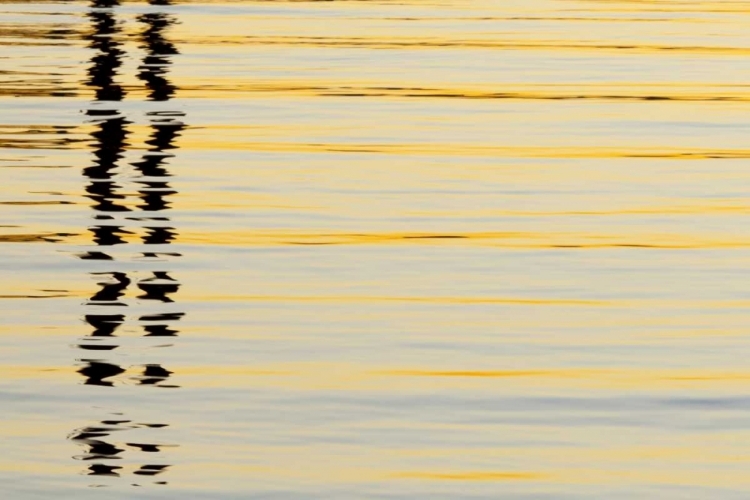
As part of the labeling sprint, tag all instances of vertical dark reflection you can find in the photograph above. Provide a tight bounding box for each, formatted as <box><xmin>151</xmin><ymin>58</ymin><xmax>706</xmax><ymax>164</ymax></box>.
<box><xmin>77</xmin><ymin>0</ymin><xmax>130</xmax><ymax>392</ymax></box>
<box><xmin>85</xmin><ymin>0</ymin><xmax>126</xmax><ymax>103</ymax></box>
<box><xmin>71</xmin><ymin>0</ymin><xmax>184</xmax><ymax>485</ymax></box>
<box><xmin>129</xmin><ymin>0</ymin><xmax>185</xmax><ymax>395</ymax></box>
<box><xmin>81</xmin><ymin>0</ymin><xmax>131</xmax><ymax>257</ymax></box>
<box><xmin>136</xmin><ymin>7</ymin><xmax>179</xmax><ymax>102</ymax></box>
<box><xmin>132</xmin><ymin>0</ymin><xmax>185</xmax><ymax>250</ymax></box>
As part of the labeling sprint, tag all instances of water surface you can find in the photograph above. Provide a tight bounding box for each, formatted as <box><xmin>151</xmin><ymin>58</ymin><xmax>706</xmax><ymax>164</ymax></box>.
<box><xmin>3</xmin><ymin>0</ymin><xmax>750</xmax><ymax>498</ymax></box>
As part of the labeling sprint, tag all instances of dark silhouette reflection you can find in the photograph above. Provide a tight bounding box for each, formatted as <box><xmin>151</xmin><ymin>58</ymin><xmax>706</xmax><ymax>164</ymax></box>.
<box><xmin>86</xmin><ymin>314</ymin><xmax>125</xmax><ymax>337</ymax></box>
<box><xmin>80</xmin><ymin>0</ymin><xmax>186</xmax><ymax>254</ymax></box>
<box><xmin>85</xmin><ymin>0</ymin><xmax>125</xmax><ymax>102</ymax></box>
<box><xmin>88</xmin><ymin>223</ymin><xmax>133</xmax><ymax>247</ymax></box>
<box><xmin>78</xmin><ymin>360</ymin><xmax>126</xmax><ymax>387</ymax></box>
<box><xmin>137</xmin><ymin>364</ymin><xmax>177</xmax><ymax>387</ymax></box>
<box><xmin>77</xmin><ymin>313</ymin><xmax>125</xmax><ymax>350</ymax></box>
<box><xmin>81</xmin><ymin>1</ymin><xmax>131</xmax><ymax>256</ymax></box>
<box><xmin>78</xmin><ymin>270</ymin><xmax>184</xmax><ymax>367</ymax></box>
<box><xmin>134</xmin><ymin>464</ymin><xmax>170</xmax><ymax>476</ymax></box>
<box><xmin>69</xmin><ymin>418</ymin><xmax>174</xmax><ymax>479</ymax></box>
<box><xmin>76</xmin><ymin>359</ymin><xmax>180</xmax><ymax>388</ymax></box>
<box><xmin>77</xmin><ymin>0</ymin><xmax>185</xmax><ymax>352</ymax></box>
<box><xmin>137</xmin><ymin>6</ymin><xmax>179</xmax><ymax>102</ymax></box>
<box><xmin>79</xmin><ymin>250</ymin><xmax>114</xmax><ymax>261</ymax></box>
<box><xmin>137</xmin><ymin>272</ymin><xmax>180</xmax><ymax>303</ymax></box>
<box><xmin>141</xmin><ymin>312</ymin><xmax>184</xmax><ymax>337</ymax></box>
<box><xmin>72</xmin><ymin>0</ymin><xmax>185</xmax><ymax>484</ymax></box>
<box><xmin>78</xmin><ymin>271</ymin><xmax>185</xmax><ymax>348</ymax></box>
<box><xmin>142</xmin><ymin>226</ymin><xmax>178</xmax><ymax>245</ymax></box>
<box><xmin>87</xmin><ymin>272</ymin><xmax>130</xmax><ymax>305</ymax></box>
<box><xmin>133</xmin><ymin>5</ymin><xmax>185</xmax><ymax>247</ymax></box>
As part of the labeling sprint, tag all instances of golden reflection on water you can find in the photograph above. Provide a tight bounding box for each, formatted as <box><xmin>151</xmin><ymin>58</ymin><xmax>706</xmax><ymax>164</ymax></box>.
<box><xmin>3</xmin><ymin>0</ymin><xmax>750</xmax><ymax>498</ymax></box>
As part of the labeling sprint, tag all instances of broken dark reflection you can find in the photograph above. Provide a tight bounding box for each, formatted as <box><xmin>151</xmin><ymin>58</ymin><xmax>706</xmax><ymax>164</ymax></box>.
<box><xmin>137</xmin><ymin>7</ymin><xmax>180</xmax><ymax>102</ymax></box>
<box><xmin>85</xmin><ymin>314</ymin><xmax>125</xmax><ymax>337</ymax></box>
<box><xmin>87</xmin><ymin>272</ymin><xmax>130</xmax><ymax>305</ymax></box>
<box><xmin>80</xmin><ymin>0</ymin><xmax>184</xmax><ymax>254</ymax></box>
<box><xmin>77</xmin><ymin>360</ymin><xmax>126</xmax><ymax>387</ymax></box>
<box><xmin>137</xmin><ymin>271</ymin><xmax>180</xmax><ymax>302</ymax></box>
<box><xmin>75</xmin><ymin>358</ymin><xmax>179</xmax><ymax>389</ymax></box>
<box><xmin>77</xmin><ymin>269</ymin><xmax>183</xmax><ymax>387</ymax></box>
<box><xmin>77</xmin><ymin>268</ymin><xmax>183</xmax><ymax>380</ymax></box>
<box><xmin>137</xmin><ymin>364</ymin><xmax>176</xmax><ymax>386</ymax></box>
<box><xmin>71</xmin><ymin>0</ymin><xmax>185</xmax><ymax>485</ymax></box>
<box><xmin>69</xmin><ymin>418</ymin><xmax>174</xmax><ymax>481</ymax></box>
<box><xmin>85</xmin><ymin>1</ymin><xmax>126</xmax><ymax>102</ymax></box>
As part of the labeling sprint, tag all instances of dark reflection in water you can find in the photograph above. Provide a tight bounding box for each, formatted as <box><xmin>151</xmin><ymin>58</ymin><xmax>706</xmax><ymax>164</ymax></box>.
<box><xmin>82</xmin><ymin>0</ymin><xmax>131</xmax><ymax>249</ymax></box>
<box><xmin>137</xmin><ymin>271</ymin><xmax>180</xmax><ymax>303</ymax></box>
<box><xmin>87</xmin><ymin>272</ymin><xmax>130</xmax><ymax>305</ymax></box>
<box><xmin>137</xmin><ymin>8</ymin><xmax>179</xmax><ymax>101</ymax></box>
<box><xmin>85</xmin><ymin>0</ymin><xmax>126</xmax><ymax>102</ymax></box>
<box><xmin>78</xmin><ymin>360</ymin><xmax>126</xmax><ymax>387</ymax></box>
<box><xmin>71</xmin><ymin>0</ymin><xmax>184</xmax><ymax>485</ymax></box>
<box><xmin>69</xmin><ymin>418</ymin><xmax>173</xmax><ymax>482</ymax></box>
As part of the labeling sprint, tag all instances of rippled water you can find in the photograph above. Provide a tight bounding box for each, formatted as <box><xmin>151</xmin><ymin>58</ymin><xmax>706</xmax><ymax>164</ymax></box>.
<box><xmin>3</xmin><ymin>0</ymin><xmax>750</xmax><ymax>498</ymax></box>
